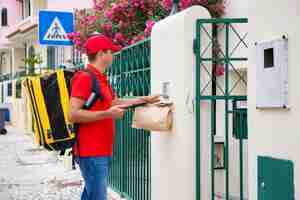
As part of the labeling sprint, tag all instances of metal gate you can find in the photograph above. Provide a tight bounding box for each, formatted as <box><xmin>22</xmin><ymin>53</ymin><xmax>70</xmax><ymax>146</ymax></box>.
<box><xmin>194</xmin><ymin>18</ymin><xmax>248</xmax><ymax>200</ymax></box>
<box><xmin>108</xmin><ymin>39</ymin><xmax>151</xmax><ymax>200</ymax></box>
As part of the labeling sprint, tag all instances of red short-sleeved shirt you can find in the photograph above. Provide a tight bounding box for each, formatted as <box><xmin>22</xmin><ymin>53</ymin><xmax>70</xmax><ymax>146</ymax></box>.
<box><xmin>71</xmin><ymin>64</ymin><xmax>116</xmax><ymax>157</ymax></box>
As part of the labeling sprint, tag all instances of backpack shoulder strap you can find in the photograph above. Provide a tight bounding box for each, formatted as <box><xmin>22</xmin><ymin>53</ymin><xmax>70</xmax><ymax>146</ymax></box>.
<box><xmin>84</xmin><ymin>69</ymin><xmax>104</xmax><ymax>100</ymax></box>
<box><xmin>81</xmin><ymin>69</ymin><xmax>104</xmax><ymax>109</ymax></box>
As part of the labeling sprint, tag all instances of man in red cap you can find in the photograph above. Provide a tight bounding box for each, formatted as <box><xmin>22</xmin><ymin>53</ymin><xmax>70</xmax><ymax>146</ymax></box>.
<box><xmin>68</xmin><ymin>35</ymin><xmax>159</xmax><ymax>200</ymax></box>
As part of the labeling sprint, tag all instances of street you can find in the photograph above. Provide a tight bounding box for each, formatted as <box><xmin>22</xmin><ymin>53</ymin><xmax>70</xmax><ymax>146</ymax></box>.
<box><xmin>0</xmin><ymin>127</ymin><xmax>121</xmax><ymax>200</ymax></box>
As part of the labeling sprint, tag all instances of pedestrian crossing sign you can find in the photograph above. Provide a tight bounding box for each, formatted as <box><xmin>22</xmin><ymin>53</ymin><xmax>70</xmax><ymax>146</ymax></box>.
<box><xmin>39</xmin><ymin>10</ymin><xmax>74</xmax><ymax>46</ymax></box>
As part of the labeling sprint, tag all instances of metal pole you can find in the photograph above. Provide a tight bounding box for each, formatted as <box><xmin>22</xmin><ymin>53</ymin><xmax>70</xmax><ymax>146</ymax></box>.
<box><xmin>240</xmin><ymin>138</ymin><xmax>244</xmax><ymax>200</ymax></box>
<box><xmin>225</xmin><ymin>23</ymin><xmax>230</xmax><ymax>200</ymax></box>
<box><xmin>170</xmin><ymin>0</ymin><xmax>179</xmax><ymax>15</ymax></box>
<box><xmin>211</xmin><ymin>23</ymin><xmax>218</xmax><ymax>200</ymax></box>
<box><xmin>195</xmin><ymin>21</ymin><xmax>201</xmax><ymax>200</ymax></box>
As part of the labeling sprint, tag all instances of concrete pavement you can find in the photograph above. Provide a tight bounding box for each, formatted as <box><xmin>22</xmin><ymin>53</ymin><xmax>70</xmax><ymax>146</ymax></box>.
<box><xmin>0</xmin><ymin>127</ymin><xmax>123</xmax><ymax>200</ymax></box>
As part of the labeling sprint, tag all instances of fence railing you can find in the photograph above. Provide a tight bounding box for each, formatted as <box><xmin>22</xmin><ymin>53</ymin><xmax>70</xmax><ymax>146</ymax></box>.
<box><xmin>107</xmin><ymin>39</ymin><xmax>151</xmax><ymax>200</ymax></box>
<box><xmin>0</xmin><ymin>73</ymin><xmax>13</xmax><ymax>82</ymax></box>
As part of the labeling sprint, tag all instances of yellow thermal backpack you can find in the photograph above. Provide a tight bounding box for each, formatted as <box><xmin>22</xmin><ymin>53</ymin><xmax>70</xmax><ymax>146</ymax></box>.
<box><xmin>23</xmin><ymin>69</ymin><xmax>102</xmax><ymax>153</ymax></box>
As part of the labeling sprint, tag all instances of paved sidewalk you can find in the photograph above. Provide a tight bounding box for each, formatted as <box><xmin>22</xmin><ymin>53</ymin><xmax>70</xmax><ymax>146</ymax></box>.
<box><xmin>0</xmin><ymin>127</ymin><xmax>123</xmax><ymax>200</ymax></box>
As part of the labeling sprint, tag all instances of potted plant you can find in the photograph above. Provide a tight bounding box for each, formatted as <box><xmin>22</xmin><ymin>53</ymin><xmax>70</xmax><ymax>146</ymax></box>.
<box><xmin>22</xmin><ymin>54</ymin><xmax>43</xmax><ymax>76</ymax></box>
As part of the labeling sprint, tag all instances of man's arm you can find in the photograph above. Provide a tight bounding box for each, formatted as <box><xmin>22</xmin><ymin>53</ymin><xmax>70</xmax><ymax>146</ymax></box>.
<box><xmin>112</xmin><ymin>95</ymin><xmax>161</xmax><ymax>107</ymax></box>
<box><xmin>68</xmin><ymin>97</ymin><xmax>125</xmax><ymax>123</ymax></box>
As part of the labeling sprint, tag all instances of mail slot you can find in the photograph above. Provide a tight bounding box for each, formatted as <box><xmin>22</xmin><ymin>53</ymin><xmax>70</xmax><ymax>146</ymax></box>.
<box><xmin>232</xmin><ymin>101</ymin><xmax>248</xmax><ymax>140</ymax></box>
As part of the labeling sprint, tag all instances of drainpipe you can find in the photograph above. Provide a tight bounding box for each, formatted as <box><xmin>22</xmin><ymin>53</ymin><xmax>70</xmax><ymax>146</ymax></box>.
<box><xmin>24</xmin><ymin>43</ymin><xmax>27</xmax><ymax>75</ymax></box>
<box><xmin>10</xmin><ymin>49</ymin><xmax>13</xmax><ymax>78</ymax></box>
<box><xmin>211</xmin><ymin>23</ymin><xmax>218</xmax><ymax>199</ymax></box>
<box><xmin>0</xmin><ymin>52</ymin><xmax>3</xmax><ymax>74</ymax></box>
<box><xmin>170</xmin><ymin>0</ymin><xmax>180</xmax><ymax>15</ymax></box>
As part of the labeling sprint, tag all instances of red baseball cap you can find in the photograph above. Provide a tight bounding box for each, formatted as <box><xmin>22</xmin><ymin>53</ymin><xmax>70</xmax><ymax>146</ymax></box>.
<box><xmin>84</xmin><ymin>35</ymin><xmax>122</xmax><ymax>55</ymax></box>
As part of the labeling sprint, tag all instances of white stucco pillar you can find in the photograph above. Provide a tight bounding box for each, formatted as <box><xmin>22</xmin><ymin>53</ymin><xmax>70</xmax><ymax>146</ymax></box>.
<box><xmin>151</xmin><ymin>6</ymin><xmax>211</xmax><ymax>200</ymax></box>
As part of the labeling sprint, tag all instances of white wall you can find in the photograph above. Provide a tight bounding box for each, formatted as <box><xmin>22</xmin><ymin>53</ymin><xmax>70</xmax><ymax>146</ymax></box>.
<box><xmin>247</xmin><ymin>1</ymin><xmax>300</xmax><ymax>199</ymax></box>
<box><xmin>151</xmin><ymin>6</ymin><xmax>212</xmax><ymax>200</ymax></box>
<box><xmin>225</xmin><ymin>0</ymin><xmax>300</xmax><ymax>199</ymax></box>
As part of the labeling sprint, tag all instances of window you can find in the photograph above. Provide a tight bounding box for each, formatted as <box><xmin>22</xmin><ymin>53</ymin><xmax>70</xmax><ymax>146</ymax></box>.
<box><xmin>264</xmin><ymin>48</ymin><xmax>274</xmax><ymax>68</ymax></box>
<box><xmin>7</xmin><ymin>82</ymin><xmax>12</xmax><ymax>97</ymax></box>
<box><xmin>1</xmin><ymin>84</ymin><xmax>3</xmax><ymax>103</ymax></box>
<box><xmin>1</xmin><ymin>8</ymin><xmax>8</xmax><ymax>26</ymax></box>
<box><xmin>28</xmin><ymin>46</ymin><xmax>35</xmax><ymax>57</ymax></box>
<box><xmin>23</xmin><ymin>0</ymin><xmax>31</xmax><ymax>18</ymax></box>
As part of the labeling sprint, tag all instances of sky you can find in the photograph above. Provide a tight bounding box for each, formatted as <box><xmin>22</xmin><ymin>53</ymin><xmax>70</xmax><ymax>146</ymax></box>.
<box><xmin>47</xmin><ymin>0</ymin><xmax>93</xmax><ymax>10</ymax></box>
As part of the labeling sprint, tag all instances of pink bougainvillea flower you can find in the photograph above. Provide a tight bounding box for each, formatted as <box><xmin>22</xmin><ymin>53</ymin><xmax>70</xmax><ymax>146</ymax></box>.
<box><xmin>179</xmin><ymin>0</ymin><xmax>192</xmax><ymax>10</ymax></box>
<box><xmin>80</xmin><ymin>18</ymin><xmax>87</xmax><ymax>26</ymax></box>
<box><xmin>86</xmin><ymin>16</ymin><xmax>97</xmax><ymax>25</ymax></box>
<box><xmin>72</xmin><ymin>0</ymin><xmax>226</xmax><ymax>49</ymax></box>
<box><xmin>67</xmin><ymin>33</ymin><xmax>74</xmax><ymax>40</ymax></box>
<box><xmin>74</xmin><ymin>32</ymin><xmax>81</xmax><ymax>37</ymax></box>
<box><xmin>161</xmin><ymin>0</ymin><xmax>172</xmax><ymax>11</ymax></box>
<box><xmin>94</xmin><ymin>0</ymin><xmax>108</xmax><ymax>10</ymax></box>
<box><xmin>144</xmin><ymin>29</ymin><xmax>151</xmax><ymax>37</ymax></box>
<box><xmin>68</xmin><ymin>31</ymin><xmax>83</xmax><ymax>48</ymax></box>
<box><xmin>131</xmin><ymin>34</ymin><xmax>146</xmax><ymax>44</ymax></box>
<box><xmin>104</xmin><ymin>10</ymin><xmax>113</xmax><ymax>20</ymax></box>
<box><xmin>74</xmin><ymin>38</ymin><xmax>82</xmax><ymax>48</ymax></box>
<box><xmin>140</xmin><ymin>1</ymin><xmax>145</xmax><ymax>9</ymax></box>
<box><xmin>193</xmin><ymin>0</ymin><xmax>209</xmax><ymax>6</ymax></box>
<box><xmin>208</xmin><ymin>3</ymin><xmax>226</xmax><ymax>17</ymax></box>
<box><xmin>138</xmin><ymin>34</ymin><xmax>145</xmax><ymax>41</ymax></box>
<box><xmin>215</xmin><ymin>65</ymin><xmax>225</xmax><ymax>76</ymax></box>
<box><xmin>114</xmin><ymin>32</ymin><xmax>127</xmax><ymax>44</ymax></box>
<box><xmin>111</xmin><ymin>3</ymin><xmax>120</xmax><ymax>12</ymax></box>
<box><xmin>128</xmin><ymin>10</ymin><xmax>136</xmax><ymax>19</ymax></box>
<box><xmin>146</xmin><ymin>20</ymin><xmax>155</xmax><ymax>28</ymax></box>
<box><xmin>118</xmin><ymin>20</ymin><xmax>128</xmax><ymax>29</ymax></box>
<box><xmin>144</xmin><ymin>20</ymin><xmax>155</xmax><ymax>36</ymax></box>
<box><xmin>102</xmin><ymin>22</ymin><xmax>113</xmax><ymax>33</ymax></box>
<box><xmin>131</xmin><ymin>0</ymin><xmax>143</xmax><ymax>8</ymax></box>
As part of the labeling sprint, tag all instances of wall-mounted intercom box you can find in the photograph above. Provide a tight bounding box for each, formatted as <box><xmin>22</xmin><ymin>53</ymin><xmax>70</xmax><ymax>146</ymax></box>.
<box><xmin>256</xmin><ymin>36</ymin><xmax>289</xmax><ymax>109</ymax></box>
<box><xmin>161</xmin><ymin>81</ymin><xmax>172</xmax><ymax>103</ymax></box>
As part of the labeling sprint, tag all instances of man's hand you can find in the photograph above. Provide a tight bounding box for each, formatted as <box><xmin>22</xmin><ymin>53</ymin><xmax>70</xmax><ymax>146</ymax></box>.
<box><xmin>112</xmin><ymin>95</ymin><xmax>161</xmax><ymax>107</ymax></box>
<box><xmin>140</xmin><ymin>95</ymin><xmax>161</xmax><ymax>104</ymax></box>
<box><xmin>106</xmin><ymin>105</ymin><xmax>129</xmax><ymax>119</ymax></box>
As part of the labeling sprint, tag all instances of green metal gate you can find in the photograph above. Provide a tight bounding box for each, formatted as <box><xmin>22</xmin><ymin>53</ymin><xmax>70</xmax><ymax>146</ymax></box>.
<box><xmin>194</xmin><ymin>18</ymin><xmax>248</xmax><ymax>200</ymax></box>
<box><xmin>108</xmin><ymin>39</ymin><xmax>151</xmax><ymax>200</ymax></box>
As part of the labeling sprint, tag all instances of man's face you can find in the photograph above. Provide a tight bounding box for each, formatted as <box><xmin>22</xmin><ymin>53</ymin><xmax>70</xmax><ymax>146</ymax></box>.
<box><xmin>97</xmin><ymin>50</ymin><xmax>113</xmax><ymax>68</ymax></box>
